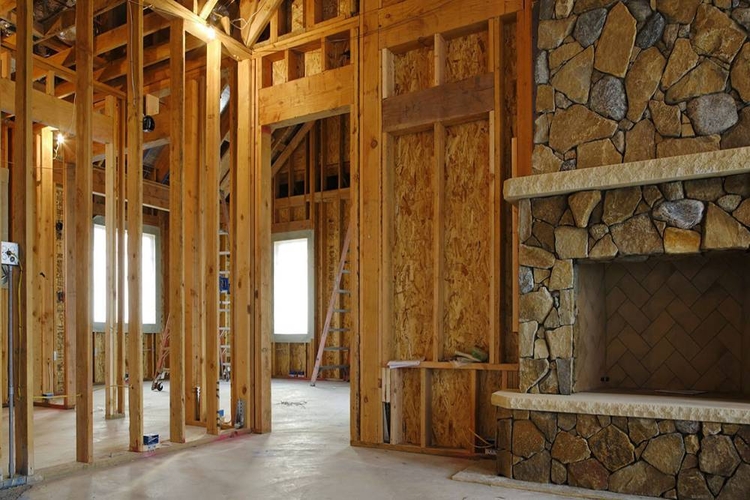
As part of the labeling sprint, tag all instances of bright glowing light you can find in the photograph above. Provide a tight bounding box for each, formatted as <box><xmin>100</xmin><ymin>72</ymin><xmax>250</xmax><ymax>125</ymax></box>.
<box><xmin>56</xmin><ymin>133</ymin><xmax>65</xmax><ymax>146</ymax></box>
<box><xmin>205</xmin><ymin>26</ymin><xmax>216</xmax><ymax>40</ymax></box>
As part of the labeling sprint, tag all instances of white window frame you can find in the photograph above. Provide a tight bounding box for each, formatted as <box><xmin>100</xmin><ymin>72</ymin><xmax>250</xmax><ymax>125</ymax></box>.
<box><xmin>92</xmin><ymin>216</ymin><xmax>163</xmax><ymax>334</ymax></box>
<box><xmin>272</xmin><ymin>230</ymin><xmax>315</xmax><ymax>343</ymax></box>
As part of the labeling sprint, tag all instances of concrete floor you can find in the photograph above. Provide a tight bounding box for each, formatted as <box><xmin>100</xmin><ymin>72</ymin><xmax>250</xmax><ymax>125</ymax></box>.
<box><xmin>18</xmin><ymin>380</ymin><xmax>570</xmax><ymax>500</ymax></box>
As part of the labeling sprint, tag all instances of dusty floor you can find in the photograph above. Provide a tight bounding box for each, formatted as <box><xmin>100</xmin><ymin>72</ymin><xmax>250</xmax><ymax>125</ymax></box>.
<box><xmin>17</xmin><ymin>380</ymin><xmax>572</xmax><ymax>500</ymax></box>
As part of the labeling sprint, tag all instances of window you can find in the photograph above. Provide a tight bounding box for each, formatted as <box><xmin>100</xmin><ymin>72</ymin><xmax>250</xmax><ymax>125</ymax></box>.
<box><xmin>92</xmin><ymin>217</ymin><xmax>162</xmax><ymax>333</ymax></box>
<box><xmin>273</xmin><ymin>230</ymin><xmax>314</xmax><ymax>343</ymax></box>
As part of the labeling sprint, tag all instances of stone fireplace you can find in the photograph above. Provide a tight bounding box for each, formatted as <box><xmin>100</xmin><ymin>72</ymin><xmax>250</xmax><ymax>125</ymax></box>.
<box><xmin>493</xmin><ymin>149</ymin><xmax>750</xmax><ymax>499</ymax></box>
<box><xmin>514</xmin><ymin>170</ymin><xmax>750</xmax><ymax>397</ymax></box>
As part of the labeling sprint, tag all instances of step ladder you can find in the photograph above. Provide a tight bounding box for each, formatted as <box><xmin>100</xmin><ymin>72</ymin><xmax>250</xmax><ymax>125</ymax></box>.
<box><xmin>310</xmin><ymin>222</ymin><xmax>353</xmax><ymax>386</ymax></box>
<box><xmin>219</xmin><ymin>230</ymin><xmax>232</xmax><ymax>382</ymax></box>
<box><xmin>151</xmin><ymin>313</ymin><xmax>171</xmax><ymax>391</ymax></box>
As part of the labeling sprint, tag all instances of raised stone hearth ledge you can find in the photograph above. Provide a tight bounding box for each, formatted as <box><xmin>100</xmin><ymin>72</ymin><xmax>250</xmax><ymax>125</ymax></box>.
<box><xmin>504</xmin><ymin>147</ymin><xmax>750</xmax><ymax>202</ymax></box>
<box><xmin>492</xmin><ymin>391</ymin><xmax>750</xmax><ymax>425</ymax></box>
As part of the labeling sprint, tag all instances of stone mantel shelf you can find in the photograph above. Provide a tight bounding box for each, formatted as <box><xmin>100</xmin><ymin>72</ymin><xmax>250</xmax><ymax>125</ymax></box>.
<box><xmin>492</xmin><ymin>390</ymin><xmax>750</xmax><ymax>425</ymax></box>
<box><xmin>504</xmin><ymin>147</ymin><xmax>750</xmax><ymax>202</ymax></box>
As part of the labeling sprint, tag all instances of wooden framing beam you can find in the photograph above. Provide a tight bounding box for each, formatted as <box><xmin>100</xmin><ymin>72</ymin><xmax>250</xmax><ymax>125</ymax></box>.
<box><xmin>75</xmin><ymin>0</ymin><xmax>94</xmax><ymax>464</ymax></box>
<box><xmin>40</xmin><ymin>0</ymin><xmax>125</xmax><ymax>43</ymax></box>
<box><xmin>230</xmin><ymin>58</ymin><xmax>254</xmax><ymax>429</ymax></box>
<box><xmin>258</xmin><ymin>65</ymin><xmax>354</xmax><ymax>127</ymax></box>
<box><xmin>117</xmin><ymin>92</ymin><xmax>127</xmax><ymax>416</ymax></box>
<box><xmin>243</xmin><ymin>0</ymin><xmax>284</xmax><ymax>46</ymax></box>
<box><xmin>199</xmin><ymin>0</ymin><xmax>221</xmax><ymax>19</ymax></box>
<box><xmin>270</xmin><ymin>121</ymin><xmax>314</xmax><ymax>177</ymax></box>
<box><xmin>169</xmin><ymin>18</ymin><xmax>187</xmax><ymax>443</ymax></box>
<box><xmin>0</xmin><ymin>78</ymin><xmax>114</xmax><ymax>143</ymax></box>
<box><xmin>127</xmin><ymin>0</ymin><xmax>145</xmax><ymax>453</ymax></box>
<box><xmin>381</xmin><ymin>74</ymin><xmax>495</xmax><ymax>134</ymax></box>
<box><xmin>14</xmin><ymin>0</ymin><xmax>34</xmax><ymax>475</ymax></box>
<box><xmin>148</xmin><ymin>0</ymin><xmax>253</xmax><ymax>60</ymax></box>
<box><xmin>204</xmin><ymin>38</ymin><xmax>222</xmax><ymax>435</ymax></box>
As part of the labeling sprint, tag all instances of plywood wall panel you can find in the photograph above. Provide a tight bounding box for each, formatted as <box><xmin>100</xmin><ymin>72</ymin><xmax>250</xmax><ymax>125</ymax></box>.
<box><xmin>430</xmin><ymin>369</ymin><xmax>471</xmax><ymax>449</ymax></box>
<box><xmin>397</xmin><ymin>369</ymin><xmax>422</xmax><ymax>445</ymax></box>
<box><xmin>392</xmin><ymin>131</ymin><xmax>434</xmax><ymax>361</ymax></box>
<box><xmin>442</xmin><ymin>120</ymin><xmax>490</xmax><ymax>358</ymax></box>
<box><xmin>445</xmin><ymin>31</ymin><xmax>489</xmax><ymax>83</ymax></box>
<box><xmin>393</xmin><ymin>46</ymin><xmax>433</xmax><ymax>97</ymax></box>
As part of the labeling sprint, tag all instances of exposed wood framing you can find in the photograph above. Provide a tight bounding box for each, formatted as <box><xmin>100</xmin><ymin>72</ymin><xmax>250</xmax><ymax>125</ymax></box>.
<box><xmin>270</xmin><ymin>121</ymin><xmax>315</xmax><ymax>177</ymax></box>
<box><xmin>126</xmin><ymin>0</ymin><xmax>145</xmax><ymax>453</ymax></box>
<box><xmin>230</xmin><ymin>58</ymin><xmax>254</xmax><ymax>429</ymax></box>
<box><xmin>74</xmin><ymin>0</ymin><xmax>95</xmax><ymax>464</ymax></box>
<box><xmin>14</xmin><ymin>0</ymin><xmax>34</xmax><ymax>473</ymax></box>
<box><xmin>244</xmin><ymin>0</ymin><xmax>284</xmax><ymax>46</ymax></box>
<box><xmin>104</xmin><ymin>97</ymin><xmax>118</xmax><ymax>419</ymax></box>
<box><xmin>205</xmin><ymin>39</ymin><xmax>222</xmax><ymax>435</ymax></box>
<box><xmin>148</xmin><ymin>0</ymin><xmax>253</xmax><ymax>60</ymax></box>
<box><xmin>258</xmin><ymin>65</ymin><xmax>354</xmax><ymax>127</ymax></box>
<box><xmin>169</xmin><ymin>18</ymin><xmax>187</xmax><ymax>443</ymax></box>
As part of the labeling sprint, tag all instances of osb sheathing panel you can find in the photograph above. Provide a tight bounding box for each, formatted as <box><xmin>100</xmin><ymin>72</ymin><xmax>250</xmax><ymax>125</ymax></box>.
<box><xmin>292</xmin><ymin>205</ymin><xmax>307</xmax><ymax>222</ymax></box>
<box><xmin>431</xmin><ymin>370</ymin><xmax>472</xmax><ymax>449</ymax></box>
<box><xmin>54</xmin><ymin>185</ymin><xmax>65</xmax><ymax>393</ymax></box>
<box><xmin>290</xmin><ymin>343</ymin><xmax>307</xmax><ymax>374</ymax></box>
<box><xmin>290</xmin><ymin>0</ymin><xmax>304</xmax><ymax>32</ymax></box>
<box><xmin>94</xmin><ymin>332</ymin><xmax>105</xmax><ymax>384</ymax></box>
<box><xmin>442</xmin><ymin>120</ymin><xmax>491</xmax><ymax>358</ymax></box>
<box><xmin>392</xmin><ymin>132</ymin><xmax>434</xmax><ymax>360</ymax></box>
<box><xmin>397</xmin><ymin>369</ymin><xmax>422</xmax><ymax>446</ymax></box>
<box><xmin>273</xmin><ymin>59</ymin><xmax>287</xmax><ymax>86</ymax></box>
<box><xmin>305</xmin><ymin>49</ymin><xmax>323</xmax><ymax>77</ymax></box>
<box><xmin>445</xmin><ymin>31</ymin><xmax>489</xmax><ymax>84</ymax></box>
<box><xmin>322</xmin><ymin>0</ymin><xmax>338</xmax><ymax>21</ymax></box>
<box><xmin>277</xmin><ymin>207</ymin><xmax>291</xmax><ymax>224</ymax></box>
<box><xmin>274</xmin><ymin>343</ymin><xmax>291</xmax><ymax>377</ymax></box>
<box><xmin>323</xmin><ymin>116</ymin><xmax>341</xmax><ymax>166</ymax></box>
<box><xmin>393</xmin><ymin>46</ymin><xmax>433</xmax><ymax>97</ymax></box>
<box><xmin>477</xmin><ymin>371</ymin><xmax>503</xmax><ymax>440</ymax></box>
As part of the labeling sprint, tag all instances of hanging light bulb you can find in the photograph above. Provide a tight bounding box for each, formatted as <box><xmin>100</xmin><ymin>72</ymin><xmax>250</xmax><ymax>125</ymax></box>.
<box><xmin>205</xmin><ymin>25</ymin><xmax>216</xmax><ymax>41</ymax></box>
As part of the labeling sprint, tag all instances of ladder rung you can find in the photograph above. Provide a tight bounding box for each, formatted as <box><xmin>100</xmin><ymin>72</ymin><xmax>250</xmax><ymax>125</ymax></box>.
<box><xmin>219</xmin><ymin>231</ymin><xmax>229</xmax><ymax>235</ymax></box>
<box><xmin>219</xmin><ymin>327</ymin><xmax>230</xmax><ymax>331</ymax></box>
<box><xmin>319</xmin><ymin>365</ymin><xmax>350</xmax><ymax>371</ymax></box>
<box><xmin>341</xmin><ymin>270</ymin><xmax>351</xmax><ymax>274</ymax></box>
<box><xmin>337</xmin><ymin>289</ymin><xmax>351</xmax><ymax>294</ymax></box>
<box><xmin>333</xmin><ymin>309</ymin><xmax>350</xmax><ymax>313</ymax></box>
<box><xmin>219</xmin><ymin>251</ymin><xmax>230</xmax><ymax>256</ymax></box>
<box><xmin>219</xmin><ymin>271</ymin><xmax>230</xmax><ymax>275</ymax></box>
<box><xmin>329</xmin><ymin>328</ymin><xmax>349</xmax><ymax>332</ymax></box>
<box><xmin>324</xmin><ymin>347</ymin><xmax>350</xmax><ymax>352</ymax></box>
<box><xmin>220</xmin><ymin>301</ymin><xmax>231</xmax><ymax>305</ymax></box>
<box><xmin>219</xmin><ymin>308</ymin><xmax>230</xmax><ymax>313</ymax></box>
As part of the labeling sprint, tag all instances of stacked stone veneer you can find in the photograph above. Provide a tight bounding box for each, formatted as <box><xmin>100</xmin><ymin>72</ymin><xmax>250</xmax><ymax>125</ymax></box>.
<box><xmin>534</xmin><ymin>0</ymin><xmax>750</xmax><ymax>174</ymax></box>
<box><xmin>497</xmin><ymin>409</ymin><xmax>750</xmax><ymax>499</ymax></box>
<box><xmin>518</xmin><ymin>173</ymin><xmax>750</xmax><ymax>394</ymax></box>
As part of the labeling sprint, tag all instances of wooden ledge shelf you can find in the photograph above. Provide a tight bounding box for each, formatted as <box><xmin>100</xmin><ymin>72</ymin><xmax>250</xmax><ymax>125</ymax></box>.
<box><xmin>492</xmin><ymin>390</ymin><xmax>750</xmax><ymax>425</ymax></box>
<box><xmin>503</xmin><ymin>146</ymin><xmax>750</xmax><ymax>202</ymax></box>
<box><xmin>387</xmin><ymin>361</ymin><xmax>519</xmax><ymax>371</ymax></box>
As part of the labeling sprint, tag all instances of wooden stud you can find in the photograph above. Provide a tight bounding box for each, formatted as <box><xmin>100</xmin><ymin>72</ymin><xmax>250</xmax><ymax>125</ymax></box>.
<box><xmin>169</xmin><ymin>18</ymin><xmax>187</xmax><ymax>443</ymax></box>
<box><xmin>14</xmin><ymin>0</ymin><xmax>34</xmax><ymax>472</ymax></box>
<box><xmin>433</xmin><ymin>34</ymin><xmax>446</xmax><ymax>87</ymax></box>
<box><xmin>74</xmin><ymin>0</ymin><xmax>94</xmax><ymax>464</ymax></box>
<box><xmin>304</xmin><ymin>0</ymin><xmax>321</xmax><ymax>28</ymax></box>
<box><xmin>489</xmin><ymin>18</ymin><xmax>504</xmax><ymax>364</ymax></box>
<box><xmin>183</xmin><ymin>77</ymin><xmax>202</xmax><ymax>424</ymax></box>
<box><xmin>117</xmin><ymin>96</ymin><xmax>127</xmax><ymax>416</ymax></box>
<box><xmin>205</xmin><ymin>39</ymin><xmax>222</xmax><ymax>435</ymax></box>
<box><xmin>254</xmin><ymin>60</ymin><xmax>272</xmax><ymax>431</ymax></box>
<box><xmin>127</xmin><ymin>0</ymin><xmax>145</xmax><ymax>453</ymax></box>
<box><xmin>516</xmin><ymin>2</ymin><xmax>533</xmax><ymax>177</ymax></box>
<box><xmin>389</xmin><ymin>369</ymin><xmax>403</xmax><ymax>445</ymax></box>
<box><xmin>419</xmin><ymin>369</ymin><xmax>432</xmax><ymax>448</ymax></box>
<box><xmin>230</xmin><ymin>58</ymin><xmax>254</xmax><ymax>428</ymax></box>
<box><xmin>347</xmin><ymin>27</ymin><xmax>361</xmax><ymax>443</ymax></box>
<box><xmin>105</xmin><ymin>96</ymin><xmax>118</xmax><ymax>419</ymax></box>
<box><xmin>358</xmin><ymin>11</ymin><xmax>383</xmax><ymax>444</ymax></box>
<box><xmin>432</xmin><ymin>123</ymin><xmax>445</xmax><ymax>363</ymax></box>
